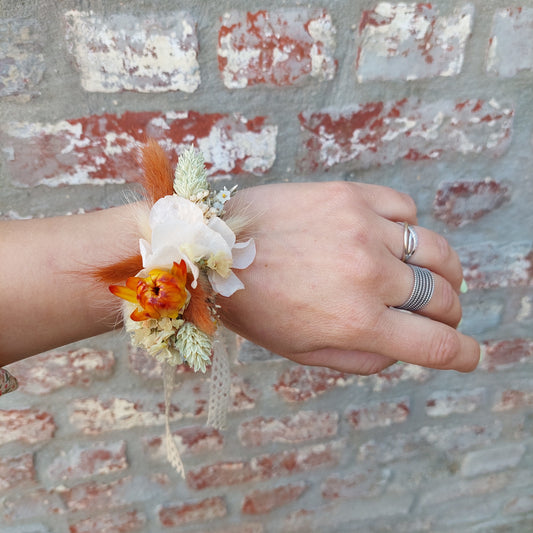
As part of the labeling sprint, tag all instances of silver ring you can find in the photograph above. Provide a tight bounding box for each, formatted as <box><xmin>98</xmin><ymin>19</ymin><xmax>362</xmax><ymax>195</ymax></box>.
<box><xmin>395</xmin><ymin>264</ymin><xmax>434</xmax><ymax>312</ymax></box>
<box><xmin>401</xmin><ymin>222</ymin><xmax>418</xmax><ymax>262</ymax></box>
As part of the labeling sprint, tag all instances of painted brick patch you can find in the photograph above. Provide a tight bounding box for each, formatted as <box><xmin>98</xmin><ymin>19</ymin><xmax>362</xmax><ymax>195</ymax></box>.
<box><xmin>158</xmin><ymin>497</ymin><xmax>227</xmax><ymax>527</ymax></box>
<box><xmin>143</xmin><ymin>425</ymin><xmax>224</xmax><ymax>460</ymax></box>
<box><xmin>487</xmin><ymin>8</ymin><xmax>533</xmax><ymax>77</ymax></box>
<box><xmin>433</xmin><ymin>178</ymin><xmax>510</xmax><ymax>227</ymax></box>
<box><xmin>10</xmin><ymin>348</ymin><xmax>115</xmax><ymax>394</ymax></box>
<box><xmin>492</xmin><ymin>384</ymin><xmax>533</xmax><ymax>412</ymax></box>
<box><xmin>69</xmin><ymin>510</ymin><xmax>147</xmax><ymax>533</ymax></box>
<box><xmin>425</xmin><ymin>388</ymin><xmax>485</xmax><ymax>417</ymax></box>
<box><xmin>1</xmin><ymin>111</ymin><xmax>277</xmax><ymax>186</ymax></box>
<box><xmin>2</xmin><ymin>488</ymin><xmax>64</xmax><ymax>522</ymax></box>
<box><xmin>47</xmin><ymin>441</ymin><xmax>128</xmax><ymax>482</ymax></box>
<box><xmin>242</xmin><ymin>482</ymin><xmax>307</xmax><ymax>515</ymax></box>
<box><xmin>346</xmin><ymin>397</ymin><xmax>410</xmax><ymax>430</ymax></box>
<box><xmin>0</xmin><ymin>18</ymin><xmax>45</xmax><ymax>98</ymax></box>
<box><xmin>458</xmin><ymin>241</ymin><xmax>533</xmax><ymax>289</ymax></box>
<box><xmin>321</xmin><ymin>466</ymin><xmax>390</xmax><ymax>500</ymax></box>
<box><xmin>357</xmin><ymin>3</ymin><xmax>473</xmax><ymax>82</ymax></box>
<box><xmin>238</xmin><ymin>411</ymin><xmax>338</xmax><ymax>447</ymax></box>
<box><xmin>0</xmin><ymin>453</ymin><xmax>36</xmax><ymax>492</ymax></box>
<box><xmin>460</xmin><ymin>443</ymin><xmax>526</xmax><ymax>477</ymax></box>
<box><xmin>297</xmin><ymin>99</ymin><xmax>513</xmax><ymax>173</ymax></box>
<box><xmin>64</xmin><ymin>10</ymin><xmax>200</xmax><ymax>93</ymax></box>
<box><xmin>274</xmin><ymin>365</ymin><xmax>356</xmax><ymax>402</ymax></box>
<box><xmin>479</xmin><ymin>339</ymin><xmax>533</xmax><ymax>371</ymax></box>
<box><xmin>218</xmin><ymin>9</ymin><xmax>336</xmax><ymax>88</ymax></box>
<box><xmin>359</xmin><ymin>362</ymin><xmax>433</xmax><ymax>392</ymax></box>
<box><xmin>0</xmin><ymin>409</ymin><xmax>56</xmax><ymax>446</ymax></box>
<box><xmin>69</xmin><ymin>375</ymin><xmax>257</xmax><ymax>434</ymax></box>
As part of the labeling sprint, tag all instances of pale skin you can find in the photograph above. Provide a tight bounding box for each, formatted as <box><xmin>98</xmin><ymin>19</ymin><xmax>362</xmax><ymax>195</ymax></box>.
<box><xmin>0</xmin><ymin>181</ymin><xmax>480</xmax><ymax>373</ymax></box>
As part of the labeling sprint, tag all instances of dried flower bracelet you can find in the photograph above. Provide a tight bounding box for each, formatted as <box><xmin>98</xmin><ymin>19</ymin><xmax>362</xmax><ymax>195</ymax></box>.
<box><xmin>96</xmin><ymin>140</ymin><xmax>255</xmax><ymax>475</ymax></box>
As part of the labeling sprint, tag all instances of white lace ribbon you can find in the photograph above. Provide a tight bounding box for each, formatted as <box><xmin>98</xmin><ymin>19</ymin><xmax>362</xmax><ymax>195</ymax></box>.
<box><xmin>207</xmin><ymin>328</ymin><xmax>231</xmax><ymax>431</ymax></box>
<box><xmin>162</xmin><ymin>328</ymin><xmax>231</xmax><ymax>476</ymax></box>
<box><xmin>163</xmin><ymin>361</ymin><xmax>185</xmax><ymax>477</ymax></box>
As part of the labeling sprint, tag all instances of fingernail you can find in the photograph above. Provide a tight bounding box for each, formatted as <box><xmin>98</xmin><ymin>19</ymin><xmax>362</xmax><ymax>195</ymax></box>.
<box><xmin>457</xmin><ymin>318</ymin><xmax>463</xmax><ymax>330</ymax></box>
<box><xmin>460</xmin><ymin>279</ymin><xmax>468</xmax><ymax>294</ymax></box>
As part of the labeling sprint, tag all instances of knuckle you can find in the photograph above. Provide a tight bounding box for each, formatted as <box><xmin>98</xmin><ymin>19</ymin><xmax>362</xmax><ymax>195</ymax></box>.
<box><xmin>428</xmin><ymin>330</ymin><xmax>461</xmax><ymax>369</ymax></box>
<box><xmin>439</xmin><ymin>281</ymin><xmax>457</xmax><ymax>317</ymax></box>
<box><xmin>399</xmin><ymin>191</ymin><xmax>417</xmax><ymax>217</ymax></box>
<box><xmin>433</xmin><ymin>233</ymin><xmax>452</xmax><ymax>265</ymax></box>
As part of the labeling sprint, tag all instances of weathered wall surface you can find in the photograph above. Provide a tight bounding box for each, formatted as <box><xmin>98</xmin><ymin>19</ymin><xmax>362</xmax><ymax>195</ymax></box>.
<box><xmin>1</xmin><ymin>1</ymin><xmax>533</xmax><ymax>532</ymax></box>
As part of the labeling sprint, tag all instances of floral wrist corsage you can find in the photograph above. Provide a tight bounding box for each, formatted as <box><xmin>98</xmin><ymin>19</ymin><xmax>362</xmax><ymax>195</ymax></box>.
<box><xmin>96</xmin><ymin>140</ymin><xmax>255</xmax><ymax>475</ymax></box>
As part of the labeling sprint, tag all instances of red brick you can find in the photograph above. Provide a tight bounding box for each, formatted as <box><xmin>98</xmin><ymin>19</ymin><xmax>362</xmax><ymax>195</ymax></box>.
<box><xmin>357</xmin><ymin>4</ymin><xmax>473</xmax><ymax>81</ymax></box>
<box><xmin>433</xmin><ymin>178</ymin><xmax>510</xmax><ymax>227</ymax></box>
<box><xmin>239</xmin><ymin>410</ymin><xmax>338</xmax><ymax>447</ymax></box>
<box><xmin>297</xmin><ymin>98</ymin><xmax>513</xmax><ymax>173</ymax></box>
<box><xmin>487</xmin><ymin>8</ymin><xmax>533</xmax><ymax>77</ymax></box>
<box><xmin>346</xmin><ymin>398</ymin><xmax>410</xmax><ymax>430</ymax></box>
<box><xmin>158</xmin><ymin>496</ymin><xmax>226</xmax><ymax>527</ymax></box>
<box><xmin>321</xmin><ymin>466</ymin><xmax>390</xmax><ymax>500</ymax></box>
<box><xmin>65</xmin><ymin>10</ymin><xmax>200</xmax><ymax>93</ymax></box>
<box><xmin>196</xmin><ymin>525</ymin><xmax>263</xmax><ymax>533</ymax></box>
<box><xmin>362</xmin><ymin>362</ymin><xmax>433</xmax><ymax>392</ymax></box>
<box><xmin>0</xmin><ymin>18</ymin><xmax>45</xmax><ymax>98</ymax></box>
<box><xmin>1</xmin><ymin>111</ymin><xmax>277</xmax><ymax>186</ymax></box>
<box><xmin>218</xmin><ymin>9</ymin><xmax>336</xmax><ymax>88</ymax></box>
<box><xmin>0</xmin><ymin>453</ymin><xmax>36</xmax><ymax>492</ymax></box>
<box><xmin>425</xmin><ymin>388</ymin><xmax>485</xmax><ymax>417</ymax></box>
<box><xmin>493</xmin><ymin>386</ymin><xmax>533</xmax><ymax>412</ymax></box>
<box><xmin>242</xmin><ymin>482</ymin><xmax>307</xmax><ymax>515</ymax></box>
<box><xmin>274</xmin><ymin>365</ymin><xmax>356</xmax><ymax>402</ymax></box>
<box><xmin>69</xmin><ymin>510</ymin><xmax>147</xmax><ymax>533</ymax></box>
<box><xmin>59</xmin><ymin>476</ymin><xmax>133</xmax><ymax>512</ymax></box>
<box><xmin>478</xmin><ymin>339</ymin><xmax>533</xmax><ymax>371</ymax></box>
<box><xmin>282</xmin><ymin>505</ymin><xmax>337</xmax><ymax>533</ymax></box>
<box><xmin>9</xmin><ymin>347</ymin><xmax>115</xmax><ymax>394</ymax></box>
<box><xmin>459</xmin><ymin>242</ymin><xmax>533</xmax><ymax>290</ymax></box>
<box><xmin>187</xmin><ymin>441</ymin><xmax>343</xmax><ymax>490</ymax></box>
<box><xmin>47</xmin><ymin>441</ymin><xmax>128</xmax><ymax>481</ymax></box>
<box><xmin>69</xmin><ymin>377</ymin><xmax>257</xmax><ymax>434</ymax></box>
<box><xmin>143</xmin><ymin>425</ymin><xmax>223</xmax><ymax>459</ymax></box>
<box><xmin>2</xmin><ymin>488</ymin><xmax>64</xmax><ymax>522</ymax></box>
<box><xmin>187</xmin><ymin>461</ymin><xmax>257</xmax><ymax>490</ymax></box>
<box><xmin>0</xmin><ymin>408</ymin><xmax>56</xmax><ymax>445</ymax></box>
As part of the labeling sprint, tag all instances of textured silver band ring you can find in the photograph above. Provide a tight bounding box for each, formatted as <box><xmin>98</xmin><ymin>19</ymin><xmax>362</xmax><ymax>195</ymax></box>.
<box><xmin>395</xmin><ymin>264</ymin><xmax>434</xmax><ymax>312</ymax></box>
<box><xmin>401</xmin><ymin>222</ymin><xmax>418</xmax><ymax>262</ymax></box>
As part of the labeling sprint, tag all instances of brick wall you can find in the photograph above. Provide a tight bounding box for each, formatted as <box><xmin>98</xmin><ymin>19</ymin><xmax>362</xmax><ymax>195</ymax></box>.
<box><xmin>1</xmin><ymin>2</ymin><xmax>533</xmax><ymax>532</ymax></box>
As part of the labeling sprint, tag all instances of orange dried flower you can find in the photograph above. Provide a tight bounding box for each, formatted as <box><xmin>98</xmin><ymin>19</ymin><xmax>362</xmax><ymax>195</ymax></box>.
<box><xmin>110</xmin><ymin>260</ymin><xmax>188</xmax><ymax>322</ymax></box>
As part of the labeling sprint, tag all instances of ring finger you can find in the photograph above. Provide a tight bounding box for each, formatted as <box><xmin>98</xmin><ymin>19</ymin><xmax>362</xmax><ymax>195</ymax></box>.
<box><xmin>386</xmin><ymin>221</ymin><xmax>464</xmax><ymax>293</ymax></box>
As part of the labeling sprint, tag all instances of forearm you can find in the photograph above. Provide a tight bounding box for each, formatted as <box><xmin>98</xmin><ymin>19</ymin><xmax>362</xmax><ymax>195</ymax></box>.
<box><xmin>0</xmin><ymin>205</ymin><xmax>139</xmax><ymax>364</ymax></box>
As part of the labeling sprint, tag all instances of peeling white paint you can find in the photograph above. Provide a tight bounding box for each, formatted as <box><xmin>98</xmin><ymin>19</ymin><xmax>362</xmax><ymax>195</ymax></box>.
<box><xmin>64</xmin><ymin>10</ymin><xmax>201</xmax><ymax>93</ymax></box>
<box><xmin>357</xmin><ymin>3</ymin><xmax>473</xmax><ymax>81</ymax></box>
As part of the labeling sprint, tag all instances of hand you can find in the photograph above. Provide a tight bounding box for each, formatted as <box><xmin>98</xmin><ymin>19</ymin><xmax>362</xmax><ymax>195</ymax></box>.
<box><xmin>219</xmin><ymin>181</ymin><xmax>480</xmax><ymax>375</ymax></box>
